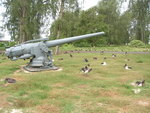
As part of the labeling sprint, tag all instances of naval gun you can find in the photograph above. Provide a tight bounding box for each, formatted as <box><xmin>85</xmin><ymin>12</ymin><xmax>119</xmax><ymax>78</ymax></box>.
<box><xmin>5</xmin><ymin>32</ymin><xmax>105</xmax><ymax>72</ymax></box>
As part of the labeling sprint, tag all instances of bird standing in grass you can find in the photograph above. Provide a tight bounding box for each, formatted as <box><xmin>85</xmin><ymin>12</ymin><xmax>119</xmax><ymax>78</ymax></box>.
<box><xmin>101</xmin><ymin>61</ymin><xmax>107</xmax><ymax>66</ymax></box>
<box><xmin>93</xmin><ymin>57</ymin><xmax>97</xmax><ymax>60</ymax></box>
<box><xmin>112</xmin><ymin>54</ymin><xmax>117</xmax><ymax>58</ymax></box>
<box><xmin>87</xmin><ymin>64</ymin><xmax>90</xmax><ymax>67</ymax></box>
<box><xmin>5</xmin><ymin>78</ymin><xmax>16</xmax><ymax>83</ymax></box>
<box><xmin>124</xmin><ymin>64</ymin><xmax>132</xmax><ymax>70</ymax></box>
<box><xmin>84</xmin><ymin>58</ymin><xmax>89</xmax><ymax>62</ymax></box>
<box><xmin>70</xmin><ymin>54</ymin><xmax>73</xmax><ymax>57</ymax></box>
<box><xmin>81</xmin><ymin>66</ymin><xmax>92</xmax><ymax>74</ymax></box>
<box><xmin>136</xmin><ymin>80</ymin><xmax>145</xmax><ymax>87</ymax></box>
<box><xmin>104</xmin><ymin>57</ymin><xmax>107</xmax><ymax>60</ymax></box>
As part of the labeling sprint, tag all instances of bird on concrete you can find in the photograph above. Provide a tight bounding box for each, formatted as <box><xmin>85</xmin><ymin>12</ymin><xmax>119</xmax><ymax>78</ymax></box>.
<box><xmin>135</xmin><ymin>80</ymin><xmax>145</xmax><ymax>87</ymax></box>
<box><xmin>124</xmin><ymin>64</ymin><xmax>132</xmax><ymax>70</ymax></box>
<box><xmin>100</xmin><ymin>51</ymin><xmax>104</xmax><ymax>55</ymax></box>
<box><xmin>125</xmin><ymin>52</ymin><xmax>128</xmax><ymax>55</ymax></box>
<box><xmin>5</xmin><ymin>78</ymin><xmax>16</xmax><ymax>83</ymax></box>
<box><xmin>101</xmin><ymin>61</ymin><xmax>107</xmax><ymax>66</ymax></box>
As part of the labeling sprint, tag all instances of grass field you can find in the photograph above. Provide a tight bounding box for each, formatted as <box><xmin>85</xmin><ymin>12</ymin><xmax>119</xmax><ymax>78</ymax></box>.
<box><xmin>0</xmin><ymin>48</ymin><xmax>150</xmax><ymax>113</ymax></box>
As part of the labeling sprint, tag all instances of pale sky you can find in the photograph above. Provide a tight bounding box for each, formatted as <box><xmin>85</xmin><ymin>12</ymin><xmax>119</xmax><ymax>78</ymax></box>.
<box><xmin>81</xmin><ymin>0</ymin><xmax>100</xmax><ymax>10</ymax></box>
<box><xmin>0</xmin><ymin>0</ymin><xmax>129</xmax><ymax>40</ymax></box>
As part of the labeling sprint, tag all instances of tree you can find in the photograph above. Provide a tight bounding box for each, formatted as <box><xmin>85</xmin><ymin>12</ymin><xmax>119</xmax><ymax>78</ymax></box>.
<box><xmin>2</xmin><ymin>0</ymin><xmax>50</xmax><ymax>43</ymax></box>
<box><xmin>73</xmin><ymin>7</ymin><xmax>107</xmax><ymax>46</ymax></box>
<box><xmin>97</xmin><ymin>0</ymin><xmax>123</xmax><ymax>44</ymax></box>
<box><xmin>50</xmin><ymin>0</ymin><xmax>80</xmax><ymax>54</ymax></box>
<box><xmin>129</xmin><ymin>0</ymin><xmax>150</xmax><ymax>43</ymax></box>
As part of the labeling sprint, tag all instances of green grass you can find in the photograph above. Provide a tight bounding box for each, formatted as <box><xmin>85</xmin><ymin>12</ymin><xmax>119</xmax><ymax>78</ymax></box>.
<box><xmin>0</xmin><ymin>47</ymin><xmax>150</xmax><ymax>113</ymax></box>
<box><xmin>60</xmin><ymin>45</ymin><xmax>150</xmax><ymax>52</ymax></box>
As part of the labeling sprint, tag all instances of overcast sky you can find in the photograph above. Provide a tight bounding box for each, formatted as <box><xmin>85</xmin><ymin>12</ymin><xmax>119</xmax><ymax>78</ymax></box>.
<box><xmin>0</xmin><ymin>0</ymin><xmax>129</xmax><ymax>40</ymax></box>
<box><xmin>81</xmin><ymin>0</ymin><xmax>100</xmax><ymax>10</ymax></box>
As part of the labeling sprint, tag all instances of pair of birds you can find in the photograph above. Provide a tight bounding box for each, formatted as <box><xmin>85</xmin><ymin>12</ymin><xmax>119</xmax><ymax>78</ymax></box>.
<box><xmin>81</xmin><ymin>65</ymin><xmax>92</xmax><ymax>74</ymax></box>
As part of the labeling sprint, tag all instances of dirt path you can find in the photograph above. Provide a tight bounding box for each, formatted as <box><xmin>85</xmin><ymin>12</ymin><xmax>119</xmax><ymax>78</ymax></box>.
<box><xmin>62</xmin><ymin>51</ymin><xmax>150</xmax><ymax>54</ymax></box>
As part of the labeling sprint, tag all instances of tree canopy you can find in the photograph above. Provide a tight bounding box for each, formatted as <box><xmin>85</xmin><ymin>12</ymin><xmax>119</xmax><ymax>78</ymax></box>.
<box><xmin>1</xmin><ymin>0</ymin><xmax>149</xmax><ymax>45</ymax></box>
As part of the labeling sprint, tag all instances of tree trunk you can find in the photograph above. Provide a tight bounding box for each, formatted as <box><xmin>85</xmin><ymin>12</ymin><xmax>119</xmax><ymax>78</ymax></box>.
<box><xmin>55</xmin><ymin>0</ymin><xmax>64</xmax><ymax>55</ymax></box>
<box><xmin>19</xmin><ymin>5</ymin><xmax>26</xmax><ymax>43</ymax></box>
<box><xmin>55</xmin><ymin>30</ymin><xmax>60</xmax><ymax>55</ymax></box>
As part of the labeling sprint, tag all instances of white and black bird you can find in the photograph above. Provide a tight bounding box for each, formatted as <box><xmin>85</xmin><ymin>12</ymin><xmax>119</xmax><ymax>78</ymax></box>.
<box><xmin>136</xmin><ymin>80</ymin><xmax>145</xmax><ymax>87</ymax></box>
<box><xmin>101</xmin><ymin>61</ymin><xmax>107</xmax><ymax>66</ymax></box>
<box><xmin>5</xmin><ymin>78</ymin><xmax>16</xmax><ymax>83</ymax></box>
<box><xmin>124</xmin><ymin>64</ymin><xmax>132</xmax><ymax>70</ymax></box>
<box><xmin>112</xmin><ymin>54</ymin><xmax>117</xmax><ymax>58</ymax></box>
<box><xmin>81</xmin><ymin>66</ymin><xmax>92</xmax><ymax>74</ymax></box>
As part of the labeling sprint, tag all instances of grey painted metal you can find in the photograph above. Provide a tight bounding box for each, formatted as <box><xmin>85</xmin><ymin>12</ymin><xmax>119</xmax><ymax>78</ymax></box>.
<box><xmin>45</xmin><ymin>32</ymin><xmax>105</xmax><ymax>47</ymax></box>
<box><xmin>5</xmin><ymin>32</ymin><xmax>105</xmax><ymax>71</ymax></box>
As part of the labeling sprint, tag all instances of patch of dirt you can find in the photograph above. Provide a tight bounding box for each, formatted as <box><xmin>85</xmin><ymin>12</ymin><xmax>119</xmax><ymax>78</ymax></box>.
<box><xmin>137</xmin><ymin>101</ymin><xmax>149</xmax><ymax>107</ymax></box>
<box><xmin>97</xmin><ymin>102</ymin><xmax>106</xmax><ymax>107</ymax></box>
<box><xmin>78</xmin><ymin>84</ymin><xmax>89</xmax><ymax>89</ymax></box>
<box><xmin>51</xmin><ymin>83</ymin><xmax>65</xmax><ymax>88</ymax></box>
<box><xmin>34</xmin><ymin>104</ymin><xmax>60</xmax><ymax>113</ymax></box>
<box><xmin>49</xmin><ymin>88</ymin><xmax>80</xmax><ymax>99</ymax></box>
<box><xmin>0</xmin><ymin>93</ymin><xmax>12</xmax><ymax>108</ymax></box>
<box><xmin>12</xmin><ymin>76</ymin><xmax>26</xmax><ymax>82</ymax></box>
<box><xmin>49</xmin><ymin>89</ymin><xmax>64</xmax><ymax>98</ymax></box>
<box><xmin>118</xmin><ymin>106</ymin><xmax>130</xmax><ymax>113</ymax></box>
<box><xmin>100</xmin><ymin>90</ymin><xmax>120</xmax><ymax>97</ymax></box>
<box><xmin>12</xmin><ymin>65</ymin><xmax>31</xmax><ymax>75</ymax></box>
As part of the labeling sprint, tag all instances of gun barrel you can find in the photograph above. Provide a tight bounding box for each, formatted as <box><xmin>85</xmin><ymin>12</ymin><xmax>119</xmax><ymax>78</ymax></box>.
<box><xmin>24</xmin><ymin>38</ymin><xmax>49</xmax><ymax>44</ymax></box>
<box><xmin>45</xmin><ymin>32</ymin><xmax>105</xmax><ymax>47</ymax></box>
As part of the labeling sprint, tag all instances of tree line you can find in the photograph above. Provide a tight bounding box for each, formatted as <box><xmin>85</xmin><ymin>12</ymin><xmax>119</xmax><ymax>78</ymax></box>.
<box><xmin>0</xmin><ymin>0</ymin><xmax>150</xmax><ymax>46</ymax></box>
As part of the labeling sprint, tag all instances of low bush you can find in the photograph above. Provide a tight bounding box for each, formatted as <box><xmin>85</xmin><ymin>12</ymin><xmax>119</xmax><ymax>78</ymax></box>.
<box><xmin>128</xmin><ymin>40</ymin><xmax>145</xmax><ymax>48</ymax></box>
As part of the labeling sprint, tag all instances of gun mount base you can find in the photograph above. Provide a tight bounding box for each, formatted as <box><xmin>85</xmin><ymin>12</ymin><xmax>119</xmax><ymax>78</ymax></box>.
<box><xmin>23</xmin><ymin>65</ymin><xmax>59</xmax><ymax>72</ymax></box>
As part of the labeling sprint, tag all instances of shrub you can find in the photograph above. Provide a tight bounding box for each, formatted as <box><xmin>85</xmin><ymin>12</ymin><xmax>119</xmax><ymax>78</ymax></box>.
<box><xmin>0</xmin><ymin>41</ymin><xmax>16</xmax><ymax>48</ymax></box>
<box><xmin>129</xmin><ymin>40</ymin><xmax>145</xmax><ymax>48</ymax></box>
<box><xmin>0</xmin><ymin>42</ymin><xmax>5</xmax><ymax>47</ymax></box>
<box><xmin>61</xmin><ymin>44</ymin><xmax>75</xmax><ymax>50</ymax></box>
